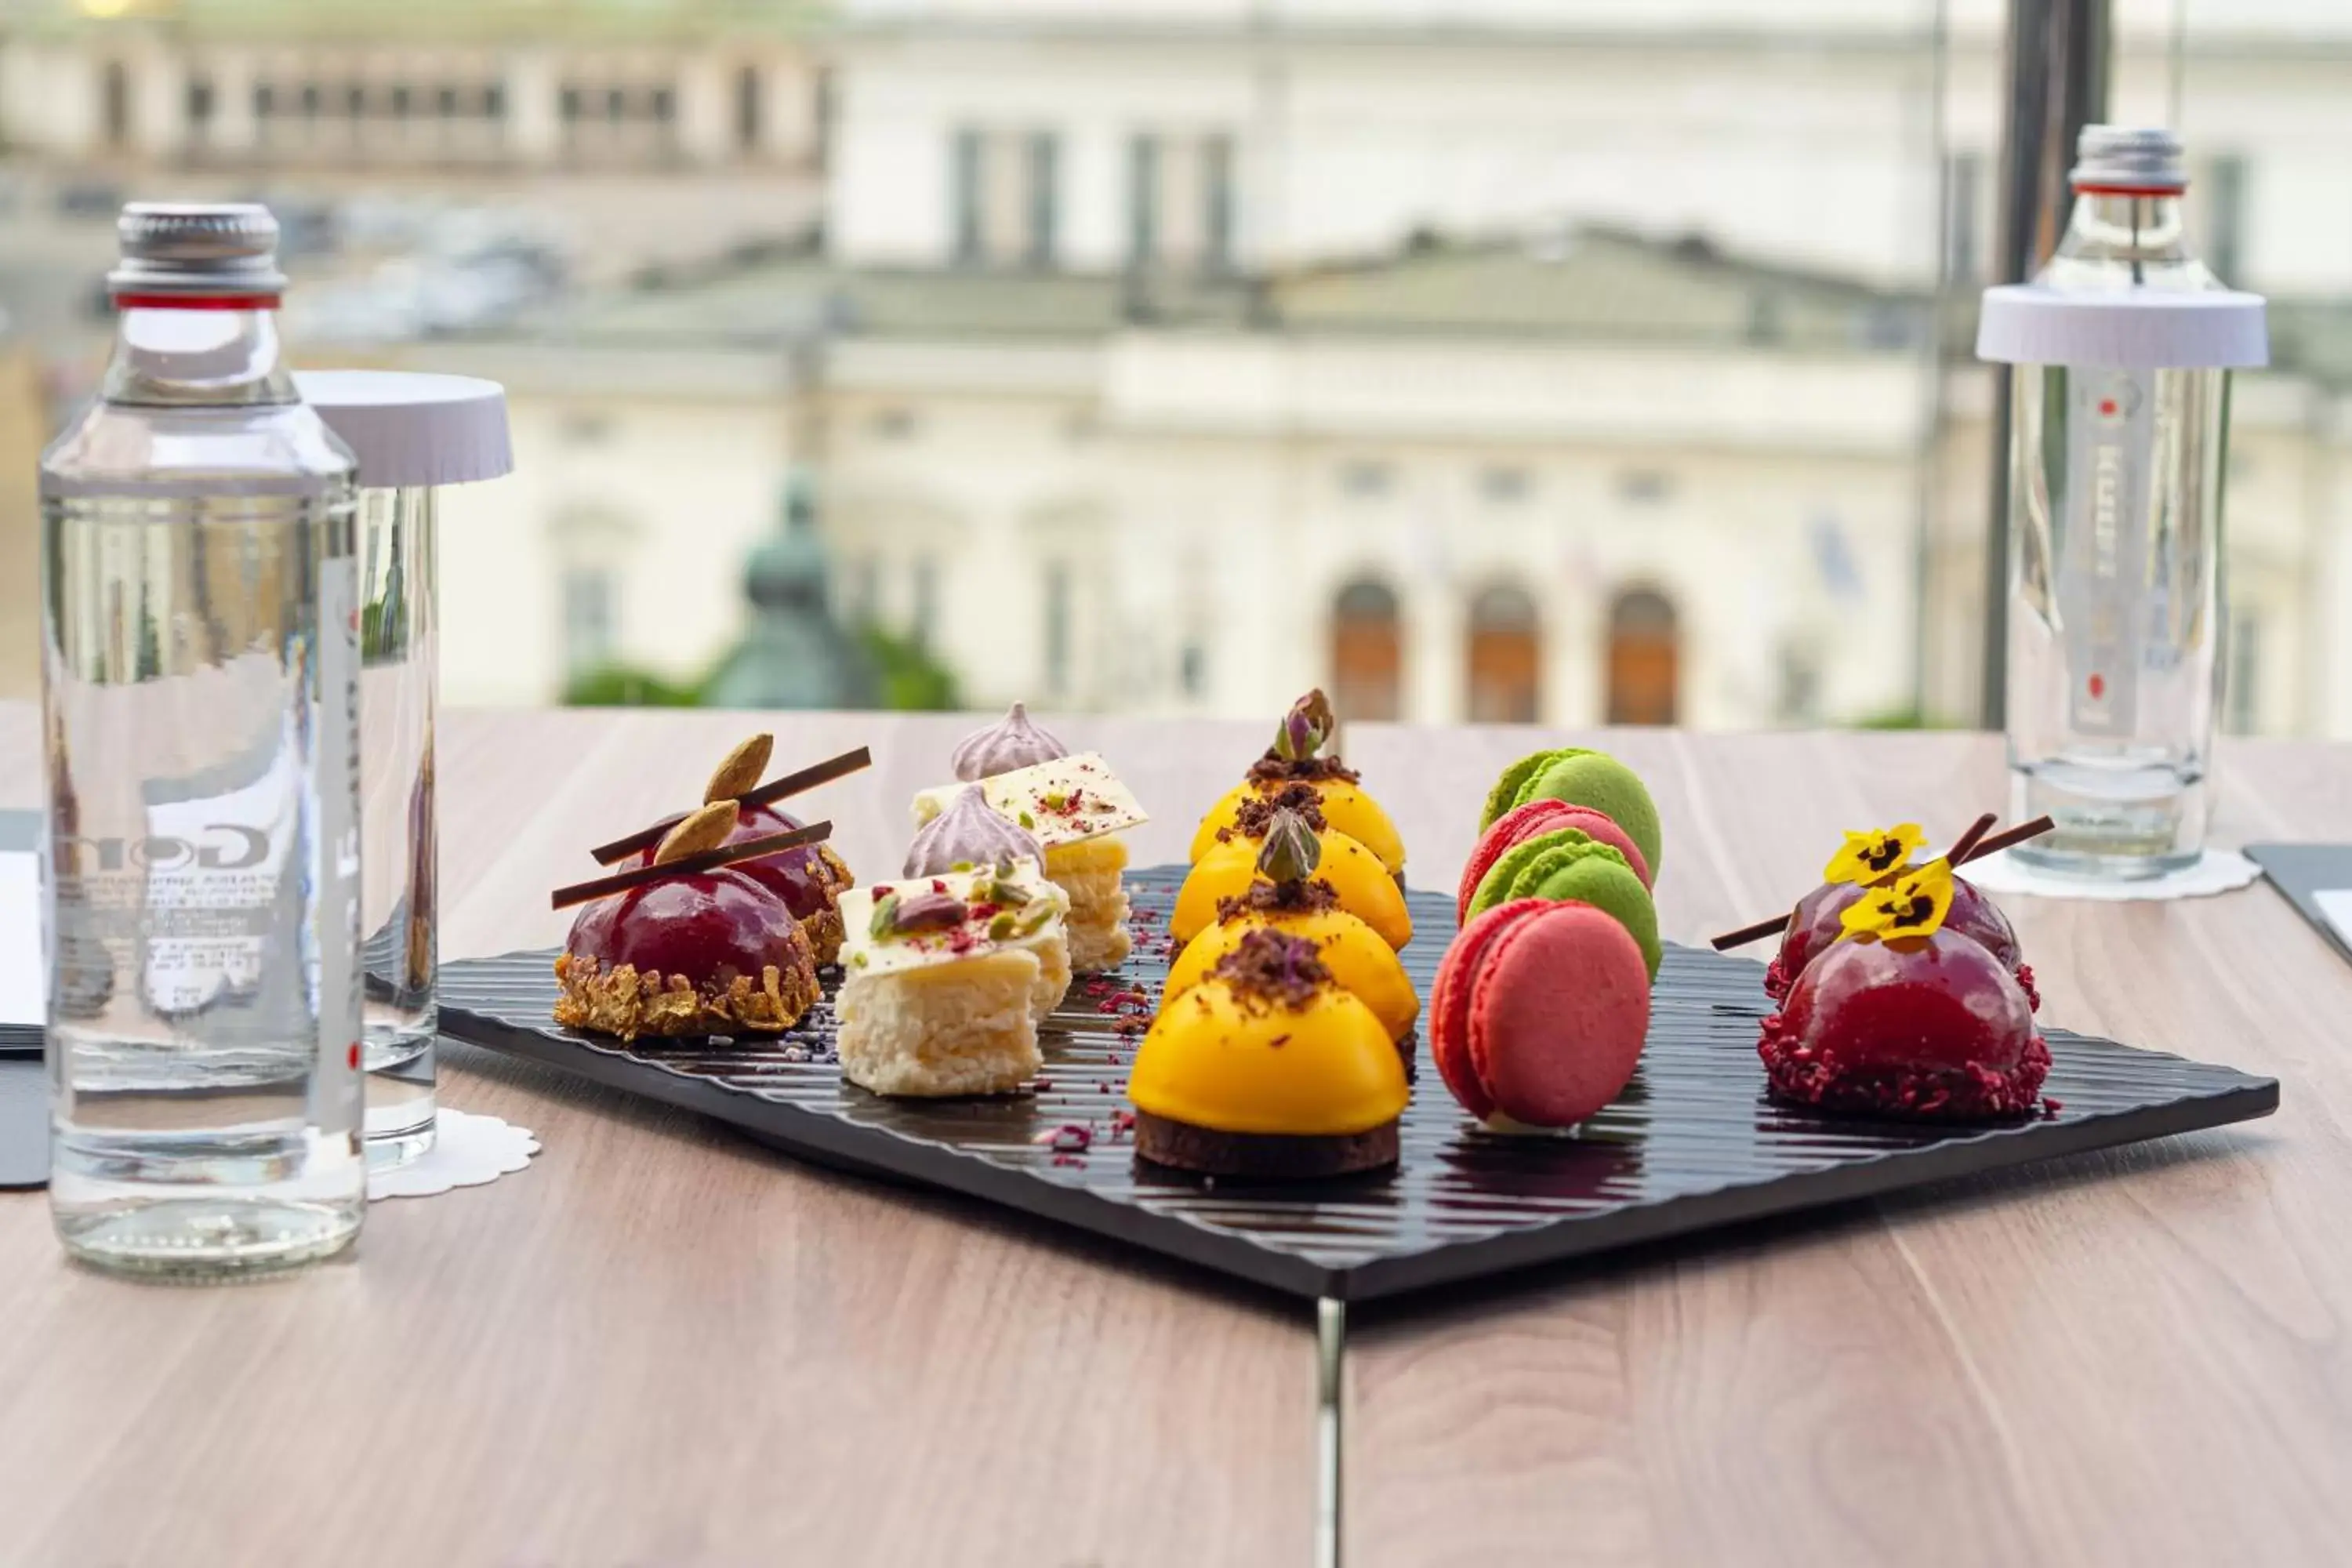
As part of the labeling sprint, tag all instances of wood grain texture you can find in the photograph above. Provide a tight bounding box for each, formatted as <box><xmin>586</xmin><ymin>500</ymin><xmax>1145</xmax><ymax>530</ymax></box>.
<box><xmin>0</xmin><ymin>704</ymin><xmax>1309</xmax><ymax>1568</ymax></box>
<box><xmin>1341</xmin><ymin>722</ymin><xmax>2352</xmax><ymax>1568</ymax></box>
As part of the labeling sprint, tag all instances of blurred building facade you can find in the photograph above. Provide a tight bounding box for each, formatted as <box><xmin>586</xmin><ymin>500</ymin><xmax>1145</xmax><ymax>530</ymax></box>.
<box><xmin>6</xmin><ymin>0</ymin><xmax>2352</xmax><ymax>733</ymax></box>
<box><xmin>0</xmin><ymin>0</ymin><xmax>822</xmax><ymax>172</ymax></box>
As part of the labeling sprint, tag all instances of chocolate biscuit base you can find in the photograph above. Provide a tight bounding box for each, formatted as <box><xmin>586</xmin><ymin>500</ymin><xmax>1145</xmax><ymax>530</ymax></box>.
<box><xmin>554</xmin><ymin>952</ymin><xmax>820</xmax><ymax>1042</ymax></box>
<box><xmin>1134</xmin><ymin>1111</ymin><xmax>1399</xmax><ymax>1181</ymax></box>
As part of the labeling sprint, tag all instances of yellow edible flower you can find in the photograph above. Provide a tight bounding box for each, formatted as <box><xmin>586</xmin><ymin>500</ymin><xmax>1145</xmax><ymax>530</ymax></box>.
<box><xmin>1838</xmin><ymin>858</ymin><xmax>1955</xmax><ymax>944</ymax></box>
<box><xmin>1823</xmin><ymin>822</ymin><xmax>1929</xmax><ymax>886</ymax></box>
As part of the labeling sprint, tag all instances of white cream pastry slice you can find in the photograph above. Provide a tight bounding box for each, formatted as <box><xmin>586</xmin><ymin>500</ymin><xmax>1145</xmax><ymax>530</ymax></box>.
<box><xmin>838</xmin><ymin>862</ymin><xmax>1071</xmax><ymax>1022</ymax></box>
<box><xmin>836</xmin><ymin>949</ymin><xmax>1044</xmax><ymax>1098</ymax></box>
<box><xmin>909</xmin><ymin>753</ymin><xmax>1147</xmax><ymax>847</ymax></box>
<box><xmin>911</xmin><ymin>753</ymin><xmax>1145</xmax><ymax>974</ymax></box>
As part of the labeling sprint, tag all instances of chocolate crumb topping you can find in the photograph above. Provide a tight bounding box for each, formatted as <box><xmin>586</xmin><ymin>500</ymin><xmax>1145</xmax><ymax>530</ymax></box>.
<box><xmin>1245</xmin><ymin>753</ymin><xmax>1361</xmax><ymax>786</ymax></box>
<box><xmin>1210</xmin><ymin>928</ymin><xmax>1333</xmax><ymax>1012</ymax></box>
<box><xmin>1216</xmin><ymin>877</ymin><xmax>1341</xmax><ymax>924</ymax></box>
<box><xmin>1221</xmin><ymin>785</ymin><xmax>1327</xmax><ymax>843</ymax></box>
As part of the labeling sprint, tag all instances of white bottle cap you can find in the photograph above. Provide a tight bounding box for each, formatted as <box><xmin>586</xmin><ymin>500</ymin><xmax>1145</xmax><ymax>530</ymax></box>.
<box><xmin>294</xmin><ymin>370</ymin><xmax>514</xmax><ymax>488</ymax></box>
<box><xmin>1976</xmin><ymin>285</ymin><xmax>2268</xmax><ymax>371</ymax></box>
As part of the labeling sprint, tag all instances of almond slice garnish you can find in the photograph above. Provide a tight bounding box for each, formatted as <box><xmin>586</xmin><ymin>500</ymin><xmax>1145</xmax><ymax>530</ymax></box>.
<box><xmin>654</xmin><ymin>801</ymin><xmax>737</xmax><ymax>865</ymax></box>
<box><xmin>705</xmin><ymin>733</ymin><xmax>774</xmax><ymax>805</ymax></box>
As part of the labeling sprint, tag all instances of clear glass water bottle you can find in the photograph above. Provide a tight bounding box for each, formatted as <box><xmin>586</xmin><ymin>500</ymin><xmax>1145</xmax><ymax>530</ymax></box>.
<box><xmin>1987</xmin><ymin>128</ymin><xmax>2267</xmax><ymax>878</ymax></box>
<box><xmin>39</xmin><ymin>204</ymin><xmax>366</xmax><ymax>1275</ymax></box>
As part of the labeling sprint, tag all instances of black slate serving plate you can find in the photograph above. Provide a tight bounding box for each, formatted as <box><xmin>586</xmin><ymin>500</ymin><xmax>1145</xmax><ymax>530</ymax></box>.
<box><xmin>437</xmin><ymin>866</ymin><xmax>2278</xmax><ymax>1301</ymax></box>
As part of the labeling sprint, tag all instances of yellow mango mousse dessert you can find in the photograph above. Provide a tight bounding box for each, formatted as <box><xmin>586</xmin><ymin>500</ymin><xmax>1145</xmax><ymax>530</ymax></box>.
<box><xmin>1131</xmin><ymin>929</ymin><xmax>1408</xmax><ymax>1180</ymax></box>
<box><xmin>1173</xmin><ymin>786</ymin><xmax>1410</xmax><ymax>949</ymax></box>
<box><xmin>1189</xmin><ymin>688</ymin><xmax>1405</xmax><ymax>879</ymax></box>
<box><xmin>1164</xmin><ymin>808</ymin><xmax>1419</xmax><ymax>1044</ymax></box>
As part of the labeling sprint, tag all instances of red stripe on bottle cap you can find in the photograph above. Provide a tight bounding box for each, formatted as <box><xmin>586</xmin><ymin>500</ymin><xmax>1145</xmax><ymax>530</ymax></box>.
<box><xmin>2071</xmin><ymin>182</ymin><xmax>2186</xmax><ymax>197</ymax></box>
<box><xmin>111</xmin><ymin>292</ymin><xmax>282</xmax><ymax>310</ymax></box>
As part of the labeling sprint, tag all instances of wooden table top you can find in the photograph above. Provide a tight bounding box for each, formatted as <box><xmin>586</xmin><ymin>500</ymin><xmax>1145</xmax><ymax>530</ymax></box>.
<box><xmin>0</xmin><ymin>705</ymin><xmax>2346</xmax><ymax>1566</ymax></box>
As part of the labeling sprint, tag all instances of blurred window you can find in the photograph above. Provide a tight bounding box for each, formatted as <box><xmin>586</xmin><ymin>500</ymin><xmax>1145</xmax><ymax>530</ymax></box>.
<box><xmin>484</xmin><ymin>84</ymin><xmax>506</xmax><ymax>119</ymax></box>
<box><xmin>1203</xmin><ymin>133</ymin><xmax>1235</xmax><ymax>272</ymax></box>
<box><xmin>561</xmin><ymin>86</ymin><xmax>583</xmax><ymax>122</ymax></box>
<box><xmin>652</xmin><ymin>87</ymin><xmax>676</xmax><ymax>124</ymax></box>
<box><xmin>952</xmin><ymin>129</ymin><xmax>1059</xmax><ymax>267</ymax></box>
<box><xmin>186</xmin><ymin>78</ymin><xmax>214</xmax><ymax>133</ymax></box>
<box><xmin>1467</xmin><ymin>583</ymin><xmax>1541</xmax><ymax>724</ymax></box>
<box><xmin>300</xmin><ymin>84</ymin><xmax>321</xmax><ymax>118</ymax></box>
<box><xmin>254</xmin><ymin>83</ymin><xmax>274</xmax><ymax>118</ymax></box>
<box><xmin>436</xmin><ymin>85</ymin><xmax>458</xmax><ymax>117</ymax></box>
<box><xmin>605</xmin><ymin>87</ymin><xmax>627</xmax><ymax>123</ymax></box>
<box><xmin>736</xmin><ymin>64</ymin><xmax>761</xmax><ymax>151</ymax></box>
<box><xmin>1339</xmin><ymin>460</ymin><xmax>1392</xmax><ymax>499</ymax></box>
<box><xmin>1332</xmin><ymin>579</ymin><xmax>1403</xmax><ymax>722</ymax></box>
<box><xmin>390</xmin><ymin>85</ymin><xmax>412</xmax><ymax>119</ymax></box>
<box><xmin>345</xmin><ymin>85</ymin><xmax>365</xmax><ymax>116</ymax></box>
<box><xmin>1127</xmin><ymin>133</ymin><xmax>1232</xmax><ymax>273</ymax></box>
<box><xmin>951</xmin><ymin>128</ymin><xmax>983</xmax><ymax>264</ymax></box>
<box><xmin>1606</xmin><ymin>588</ymin><xmax>1679</xmax><ymax>726</ymax></box>
<box><xmin>562</xmin><ymin>568</ymin><xmax>618</xmax><ymax>675</ymax></box>
<box><xmin>1127</xmin><ymin>134</ymin><xmax>1160</xmax><ymax>265</ymax></box>
<box><xmin>102</xmin><ymin>61</ymin><xmax>129</xmax><ymax>148</ymax></box>
<box><xmin>1026</xmin><ymin>132</ymin><xmax>1059</xmax><ymax>267</ymax></box>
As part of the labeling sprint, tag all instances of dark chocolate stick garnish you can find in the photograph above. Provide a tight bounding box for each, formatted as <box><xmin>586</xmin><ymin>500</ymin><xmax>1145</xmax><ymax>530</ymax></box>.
<box><xmin>1944</xmin><ymin>811</ymin><xmax>1998</xmax><ymax>867</ymax></box>
<box><xmin>588</xmin><ymin>746</ymin><xmax>871</xmax><ymax>866</ymax></box>
<box><xmin>1709</xmin><ymin>811</ymin><xmax>2054</xmax><ymax>951</ymax></box>
<box><xmin>1711</xmin><ymin>909</ymin><xmax>1800</xmax><ymax>952</ymax></box>
<box><xmin>1958</xmin><ymin>815</ymin><xmax>2054</xmax><ymax>865</ymax></box>
<box><xmin>553</xmin><ymin>822</ymin><xmax>833</xmax><ymax>911</ymax></box>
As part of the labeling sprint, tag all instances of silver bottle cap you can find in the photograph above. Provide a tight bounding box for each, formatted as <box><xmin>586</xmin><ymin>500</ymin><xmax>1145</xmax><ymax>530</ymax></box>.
<box><xmin>2070</xmin><ymin>126</ymin><xmax>2187</xmax><ymax>193</ymax></box>
<box><xmin>107</xmin><ymin>201</ymin><xmax>289</xmax><ymax>297</ymax></box>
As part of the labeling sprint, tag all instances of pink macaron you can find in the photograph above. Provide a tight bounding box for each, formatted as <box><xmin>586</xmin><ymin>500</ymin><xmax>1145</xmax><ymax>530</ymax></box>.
<box><xmin>1457</xmin><ymin>800</ymin><xmax>1653</xmax><ymax>923</ymax></box>
<box><xmin>1431</xmin><ymin>898</ymin><xmax>1652</xmax><ymax>1128</ymax></box>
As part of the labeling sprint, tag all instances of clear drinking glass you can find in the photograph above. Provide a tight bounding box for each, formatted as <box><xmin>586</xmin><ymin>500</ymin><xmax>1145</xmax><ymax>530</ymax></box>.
<box><xmin>358</xmin><ymin>484</ymin><xmax>437</xmax><ymax>1166</ymax></box>
<box><xmin>2002</xmin><ymin>129</ymin><xmax>2238</xmax><ymax>878</ymax></box>
<box><xmin>39</xmin><ymin>205</ymin><xmax>365</xmax><ymax>1276</ymax></box>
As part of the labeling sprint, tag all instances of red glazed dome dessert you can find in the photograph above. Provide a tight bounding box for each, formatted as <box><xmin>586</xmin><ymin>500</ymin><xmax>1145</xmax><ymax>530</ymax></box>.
<box><xmin>556</xmin><ymin>866</ymin><xmax>820</xmax><ymax>1041</ymax></box>
<box><xmin>1759</xmin><ymin>925</ymin><xmax>2049</xmax><ymax>1122</ymax></box>
<box><xmin>1766</xmin><ymin>873</ymin><xmax>2036</xmax><ymax>1009</ymax></box>
<box><xmin>633</xmin><ymin>798</ymin><xmax>854</xmax><ymax>965</ymax></box>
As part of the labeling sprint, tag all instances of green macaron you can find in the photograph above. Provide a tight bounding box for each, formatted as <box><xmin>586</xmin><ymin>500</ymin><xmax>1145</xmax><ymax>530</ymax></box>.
<box><xmin>1484</xmin><ymin>747</ymin><xmax>1662</xmax><ymax>877</ymax></box>
<box><xmin>1467</xmin><ymin>829</ymin><xmax>1661</xmax><ymax>978</ymax></box>
<box><xmin>1479</xmin><ymin>749</ymin><xmax>1562</xmax><ymax>831</ymax></box>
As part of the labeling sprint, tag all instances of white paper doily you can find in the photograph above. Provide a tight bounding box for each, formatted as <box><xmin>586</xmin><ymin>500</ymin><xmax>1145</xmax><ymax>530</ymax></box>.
<box><xmin>368</xmin><ymin>1109</ymin><xmax>540</xmax><ymax>1201</ymax></box>
<box><xmin>1962</xmin><ymin>847</ymin><xmax>2262</xmax><ymax>902</ymax></box>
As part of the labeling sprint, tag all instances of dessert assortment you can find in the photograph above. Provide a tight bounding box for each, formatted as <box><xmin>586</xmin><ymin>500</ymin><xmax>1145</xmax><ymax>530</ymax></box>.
<box><xmin>543</xmin><ymin>708</ymin><xmax>2068</xmax><ymax>1177</ymax></box>
<box><xmin>913</xmin><ymin>704</ymin><xmax>1147</xmax><ymax>973</ymax></box>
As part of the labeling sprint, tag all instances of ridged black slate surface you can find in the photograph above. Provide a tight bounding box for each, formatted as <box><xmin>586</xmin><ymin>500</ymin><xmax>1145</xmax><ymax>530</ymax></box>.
<box><xmin>437</xmin><ymin>867</ymin><xmax>2278</xmax><ymax>1301</ymax></box>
